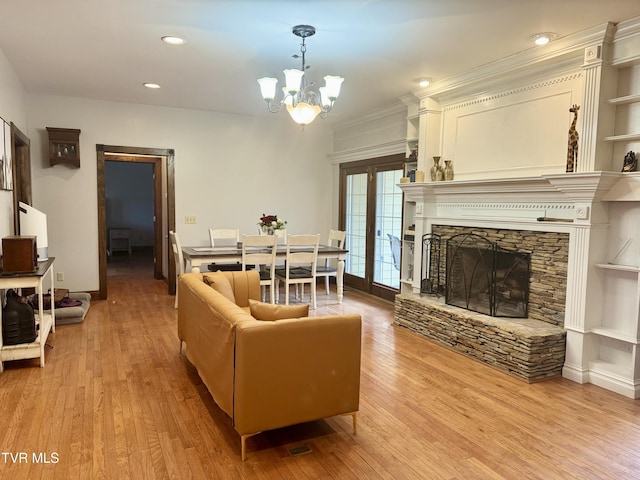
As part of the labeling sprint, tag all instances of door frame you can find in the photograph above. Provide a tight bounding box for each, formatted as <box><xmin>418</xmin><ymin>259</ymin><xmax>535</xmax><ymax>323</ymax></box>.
<box><xmin>339</xmin><ymin>153</ymin><xmax>404</xmax><ymax>302</ymax></box>
<box><xmin>10</xmin><ymin>123</ymin><xmax>32</xmax><ymax>234</ymax></box>
<box><xmin>96</xmin><ymin>145</ymin><xmax>175</xmax><ymax>300</ymax></box>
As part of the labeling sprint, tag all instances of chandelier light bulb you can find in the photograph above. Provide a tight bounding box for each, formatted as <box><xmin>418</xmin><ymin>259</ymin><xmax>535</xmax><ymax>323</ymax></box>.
<box><xmin>257</xmin><ymin>77</ymin><xmax>278</xmax><ymax>101</ymax></box>
<box><xmin>257</xmin><ymin>25</ymin><xmax>343</xmax><ymax>125</ymax></box>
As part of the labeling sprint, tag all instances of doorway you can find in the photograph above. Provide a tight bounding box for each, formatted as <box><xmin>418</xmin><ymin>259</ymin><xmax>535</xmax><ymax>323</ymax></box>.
<box><xmin>339</xmin><ymin>154</ymin><xmax>404</xmax><ymax>302</ymax></box>
<box><xmin>96</xmin><ymin>145</ymin><xmax>175</xmax><ymax>300</ymax></box>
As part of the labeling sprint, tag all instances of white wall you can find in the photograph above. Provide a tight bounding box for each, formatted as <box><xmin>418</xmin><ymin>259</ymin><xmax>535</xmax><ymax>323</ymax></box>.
<box><xmin>0</xmin><ymin>47</ymin><xmax>27</xmax><ymax>242</ymax></box>
<box><xmin>27</xmin><ymin>94</ymin><xmax>334</xmax><ymax>292</ymax></box>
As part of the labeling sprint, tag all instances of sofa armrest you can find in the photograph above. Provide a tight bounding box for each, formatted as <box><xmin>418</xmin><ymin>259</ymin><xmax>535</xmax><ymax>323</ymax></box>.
<box><xmin>233</xmin><ymin>314</ymin><xmax>362</xmax><ymax>436</ymax></box>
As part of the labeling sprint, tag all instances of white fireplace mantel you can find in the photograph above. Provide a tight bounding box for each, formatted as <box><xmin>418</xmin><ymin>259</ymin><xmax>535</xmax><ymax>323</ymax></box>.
<box><xmin>398</xmin><ymin>171</ymin><xmax>640</xmax><ymax>398</ymax></box>
<box><xmin>399</xmin><ymin>171</ymin><xmax>627</xmax><ymax>207</ymax></box>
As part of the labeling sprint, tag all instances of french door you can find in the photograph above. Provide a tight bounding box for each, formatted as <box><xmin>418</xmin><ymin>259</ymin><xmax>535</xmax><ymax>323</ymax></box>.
<box><xmin>339</xmin><ymin>155</ymin><xmax>404</xmax><ymax>301</ymax></box>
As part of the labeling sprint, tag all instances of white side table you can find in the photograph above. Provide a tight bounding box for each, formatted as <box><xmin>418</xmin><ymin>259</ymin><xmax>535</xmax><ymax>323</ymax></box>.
<box><xmin>0</xmin><ymin>257</ymin><xmax>56</xmax><ymax>372</ymax></box>
<box><xmin>109</xmin><ymin>228</ymin><xmax>131</xmax><ymax>255</ymax></box>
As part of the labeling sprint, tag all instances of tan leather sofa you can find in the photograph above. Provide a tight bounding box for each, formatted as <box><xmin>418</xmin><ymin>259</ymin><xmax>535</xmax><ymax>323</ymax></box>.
<box><xmin>177</xmin><ymin>270</ymin><xmax>362</xmax><ymax>460</ymax></box>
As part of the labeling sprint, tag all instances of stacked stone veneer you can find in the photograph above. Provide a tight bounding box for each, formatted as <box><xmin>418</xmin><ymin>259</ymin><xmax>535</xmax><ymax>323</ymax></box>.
<box><xmin>431</xmin><ymin>225</ymin><xmax>569</xmax><ymax>327</ymax></box>
<box><xmin>395</xmin><ymin>294</ymin><xmax>567</xmax><ymax>382</ymax></box>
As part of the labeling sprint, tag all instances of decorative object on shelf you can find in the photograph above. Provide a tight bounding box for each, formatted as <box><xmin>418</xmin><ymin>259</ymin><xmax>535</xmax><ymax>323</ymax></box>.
<box><xmin>622</xmin><ymin>151</ymin><xmax>637</xmax><ymax>173</ymax></box>
<box><xmin>415</xmin><ymin>170</ymin><xmax>425</xmax><ymax>183</ymax></box>
<box><xmin>409</xmin><ymin>143</ymin><xmax>418</xmax><ymax>160</ymax></box>
<box><xmin>46</xmin><ymin>127</ymin><xmax>81</xmax><ymax>168</ymax></box>
<box><xmin>430</xmin><ymin>156</ymin><xmax>444</xmax><ymax>181</ymax></box>
<box><xmin>444</xmin><ymin>160</ymin><xmax>454</xmax><ymax>180</ymax></box>
<box><xmin>399</xmin><ymin>177</ymin><xmax>410</xmax><ymax>183</ymax></box>
<box><xmin>258</xmin><ymin>214</ymin><xmax>287</xmax><ymax>235</ymax></box>
<box><xmin>257</xmin><ymin>25</ymin><xmax>344</xmax><ymax>127</ymax></box>
<box><xmin>566</xmin><ymin>104</ymin><xmax>579</xmax><ymax>173</ymax></box>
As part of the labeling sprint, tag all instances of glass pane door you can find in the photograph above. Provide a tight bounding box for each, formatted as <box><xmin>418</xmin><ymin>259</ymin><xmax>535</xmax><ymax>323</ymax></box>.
<box><xmin>340</xmin><ymin>154</ymin><xmax>405</xmax><ymax>301</ymax></box>
<box><xmin>373</xmin><ymin>169</ymin><xmax>403</xmax><ymax>289</ymax></box>
<box><xmin>344</xmin><ymin>172</ymin><xmax>368</xmax><ymax>280</ymax></box>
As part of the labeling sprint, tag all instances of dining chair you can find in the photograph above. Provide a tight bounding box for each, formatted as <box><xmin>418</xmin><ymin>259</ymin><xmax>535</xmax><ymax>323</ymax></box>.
<box><xmin>241</xmin><ymin>234</ymin><xmax>278</xmax><ymax>304</ymax></box>
<box><xmin>387</xmin><ymin>233</ymin><xmax>401</xmax><ymax>271</ymax></box>
<box><xmin>169</xmin><ymin>230</ymin><xmax>185</xmax><ymax>309</ymax></box>
<box><xmin>207</xmin><ymin>228</ymin><xmax>242</xmax><ymax>271</ymax></box>
<box><xmin>275</xmin><ymin>234</ymin><xmax>320</xmax><ymax>310</ymax></box>
<box><xmin>307</xmin><ymin>229</ymin><xmax>346</xmax><ymax>296</ymax></box>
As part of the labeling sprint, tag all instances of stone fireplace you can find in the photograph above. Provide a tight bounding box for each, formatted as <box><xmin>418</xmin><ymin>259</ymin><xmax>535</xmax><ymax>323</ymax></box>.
<box><xmin>396</xmin><ymin>173</ymin><xmax>629</xmax><ymax>386</ymax></box>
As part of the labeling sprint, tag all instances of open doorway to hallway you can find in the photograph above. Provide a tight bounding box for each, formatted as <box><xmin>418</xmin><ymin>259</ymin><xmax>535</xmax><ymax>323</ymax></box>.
<box><xmin>105</xmin><ymin>161</ymin><xmax>155</xmax><ymax>278</ymax></box>
<box><xmin>96</xmin><ymin>145</ymin><xmax>175</xmax><ymax>300</ymax></box>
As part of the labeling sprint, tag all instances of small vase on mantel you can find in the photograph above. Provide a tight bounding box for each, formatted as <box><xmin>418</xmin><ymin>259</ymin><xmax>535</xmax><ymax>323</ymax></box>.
<box><xmin>444</xmin><ymin>160</ymin><xmax>454</xmax><ymax>180</ymax></box>
<box><xmin>430</xmin><ymin>156</ymin><xmax>444</xmax><ymax>181</ymax></box>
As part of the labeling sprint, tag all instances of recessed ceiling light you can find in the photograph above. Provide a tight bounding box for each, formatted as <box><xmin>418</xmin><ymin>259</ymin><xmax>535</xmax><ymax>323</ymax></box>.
<box><xmin>530</xmin><ymin>32</ymin><xmax>556</xmax><ymax>46</ymax></box>
<box><xmin>143</xmin><ymin>83</ymin><xmax>161</xmax><ymax>89</ymax></box>
<box><xmin>161</xmin><ymin>36</ymin><xmax>186</xmax><ymax>45</ymax></box>
<box><xmin>418</xmin><ymin>78</ymin><xmax>432</xmax><ymax>88</ymax></box>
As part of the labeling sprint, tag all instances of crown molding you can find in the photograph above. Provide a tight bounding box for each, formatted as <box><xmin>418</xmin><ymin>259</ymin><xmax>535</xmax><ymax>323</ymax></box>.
<box><xmin>412</xmin><ymin>22</ymin><xmax>615</xmax><ymax>105</ymax></box>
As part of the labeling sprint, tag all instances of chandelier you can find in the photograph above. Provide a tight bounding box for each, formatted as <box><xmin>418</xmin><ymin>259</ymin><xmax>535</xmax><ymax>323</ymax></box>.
<box><xmin>257</xmin><ymin>25</ymin><xmax>344</xmax><ymax>126</ymax></box>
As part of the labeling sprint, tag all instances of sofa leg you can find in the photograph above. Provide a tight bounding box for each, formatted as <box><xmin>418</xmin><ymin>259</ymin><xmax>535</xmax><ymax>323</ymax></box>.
<box><xmin>342</xmin><ymin>412</ymin><xmax>357</xmax><ymax>434</ymax></box>
<box><xmin>241</xmin><ymin>432</ymin><xmax>260</xmax><ymax>461</ymax></box>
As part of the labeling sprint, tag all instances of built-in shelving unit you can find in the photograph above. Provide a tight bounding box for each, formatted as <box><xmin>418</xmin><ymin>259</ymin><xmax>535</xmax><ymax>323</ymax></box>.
<box><xmin>603</xmin><ymin>64</ymin><xmax>640</xmax><ymax>172</ymax></box>
<box><xmin>589</xmin><ymin>262</ymin><xmax>640</xmax><ymax>393</ymax></box>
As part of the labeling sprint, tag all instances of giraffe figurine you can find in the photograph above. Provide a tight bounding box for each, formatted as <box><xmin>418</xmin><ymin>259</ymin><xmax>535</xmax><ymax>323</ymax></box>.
<box><xmin>566</xmin><ymin>104</ymin><xmax>580</xmax><ymax>173</ymax></box>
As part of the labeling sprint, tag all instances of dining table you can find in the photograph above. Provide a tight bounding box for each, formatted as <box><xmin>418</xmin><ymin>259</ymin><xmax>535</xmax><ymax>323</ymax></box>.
<box><xmin>181</xmin><ymin>244</ymin><xmax>349</xmax><ymax>304</ymax></box>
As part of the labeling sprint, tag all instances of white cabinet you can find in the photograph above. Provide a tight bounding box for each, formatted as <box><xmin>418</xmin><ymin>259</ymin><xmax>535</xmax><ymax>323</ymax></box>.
<box><xmin>0</xmin><ymin>258</ymin><xmax>56</xmax><ymax>372</ymax></box>
<box><xmin>109</xmin><ymin>228</ymin><xmax>131</xmax><ymax>255</ymax></box>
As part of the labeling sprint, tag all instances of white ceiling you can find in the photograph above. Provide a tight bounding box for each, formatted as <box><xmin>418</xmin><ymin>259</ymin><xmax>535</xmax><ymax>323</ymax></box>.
<box><xmin>0</xmin><ymin>0</ymin><xmax>638</xmax><ymax>125</ymax></box>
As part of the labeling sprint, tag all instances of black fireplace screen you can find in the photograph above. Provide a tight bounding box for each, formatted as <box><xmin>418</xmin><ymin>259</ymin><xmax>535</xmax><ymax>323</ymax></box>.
<box><xmin>445</xmin><ymin>233</ymin><xmax>530</xmax><ymax>318</ymax></box>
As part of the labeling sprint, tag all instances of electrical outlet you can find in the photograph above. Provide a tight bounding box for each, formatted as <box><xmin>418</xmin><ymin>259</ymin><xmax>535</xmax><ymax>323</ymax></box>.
<box><xmin>185</xmin><ymin>215</ymin><xmax>196</xmax><ymax>224</ymax></box>
<box><xmin>56</xmin><ymin>272</ymin><xmax>64</xmax><ymax>282</ymax></box>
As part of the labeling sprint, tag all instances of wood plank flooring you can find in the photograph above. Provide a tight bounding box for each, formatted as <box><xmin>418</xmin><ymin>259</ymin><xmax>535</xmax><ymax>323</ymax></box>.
<box><xmin>0</xmin><ymin>250</ymin><xmax>638</xmax><ymax>479</ymax></box>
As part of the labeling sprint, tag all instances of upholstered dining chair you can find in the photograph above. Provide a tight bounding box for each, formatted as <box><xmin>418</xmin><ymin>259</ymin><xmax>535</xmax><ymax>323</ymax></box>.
<box><xmin>275</xmin><ymin>234</ymin><xmax>320</xmax><ymax>310</ymax></box>
<box><xmin>169</xmin><ymin>230</ymin><xmax>185</xmax><ymax>309</ymax></box>
<box><xmin>302</xmin><ymin>229</ymin><xmax>346</xmax><ymax>296</ymax></box>
<box><xmin>241</xmin><ymin>234</ymin><xmax>278</xmax><ymax>304</ymax></box>
<box><xmin>208</xmin><ymin>228</ymin><xmax>242</xmax><ymax>271</ymax></box>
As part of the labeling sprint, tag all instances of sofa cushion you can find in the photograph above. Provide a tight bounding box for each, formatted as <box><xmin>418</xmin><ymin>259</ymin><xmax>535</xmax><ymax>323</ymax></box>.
<box><xmin>248</xmin><ymin>299</ymin><xmax>309</xmax><ymax>321</ymax></box>
<box><xmin>203</xmin><ymin>271</ymin><xmax>236</xmax><ymax>303</ymax></box>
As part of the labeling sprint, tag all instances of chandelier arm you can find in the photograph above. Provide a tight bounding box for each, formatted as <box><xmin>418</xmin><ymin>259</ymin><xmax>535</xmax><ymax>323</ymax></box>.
<box><xmin>267</xmin><ymin>101</ymin><xmax>284</xmax><ymax>113</ymax></box>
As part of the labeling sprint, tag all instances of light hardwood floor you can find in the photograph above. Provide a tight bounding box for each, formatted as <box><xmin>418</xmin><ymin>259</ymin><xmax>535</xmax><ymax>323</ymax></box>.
<box><xmin>0</xmin><ymin>250</ymin><xmax>638</xmax><ymax>479</ymax></box>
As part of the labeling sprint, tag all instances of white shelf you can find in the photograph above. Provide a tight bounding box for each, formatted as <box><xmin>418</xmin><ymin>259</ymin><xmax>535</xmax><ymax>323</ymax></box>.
<box><xmin>595</xmin><ymin>263</ymin><xmax>640</xmax><ymax>272</ymax></box>
<box><xmin>603</xmin><ymin>133</ymin><xmax>640</xmax><ymax>143</ymax></box>
<box><xmin>589</xmin><ymin>360</ymin><xmax>632</xmax><ymax>380</ymax></box>
<box><xmin>591</xmin><ymin>327</ymin><xmax>639</xmax><ymax>344</ymax></box>
<box><xmin>608</xmin><ymin>94</ymin><xmax>640</xmax><ymax>105</ymax></box>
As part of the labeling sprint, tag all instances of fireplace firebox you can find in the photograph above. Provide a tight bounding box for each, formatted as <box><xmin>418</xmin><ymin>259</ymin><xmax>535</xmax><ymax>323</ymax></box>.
<box><xmin>444</xmin><ymin>233</ymin><xmax>530</xmax><ymax>317</ymax></box>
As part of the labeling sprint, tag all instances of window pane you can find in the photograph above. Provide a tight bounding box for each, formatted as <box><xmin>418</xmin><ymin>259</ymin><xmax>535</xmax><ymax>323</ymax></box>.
<box><xmin>345</xmin><ymin>173</ymin><xmax>367</xmax><ymax>279</ymax></box>
<box><xmin>374</xmin><ymin>169</ymin><xmax>403</xmax><ymax>289</ymax></box>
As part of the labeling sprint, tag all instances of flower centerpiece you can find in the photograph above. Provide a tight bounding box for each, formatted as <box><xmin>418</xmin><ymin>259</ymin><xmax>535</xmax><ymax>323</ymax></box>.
<box><xmin>258</xmin><ymin>213</ymin><xmax>287</xmax><ymax>235</ymax></box>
